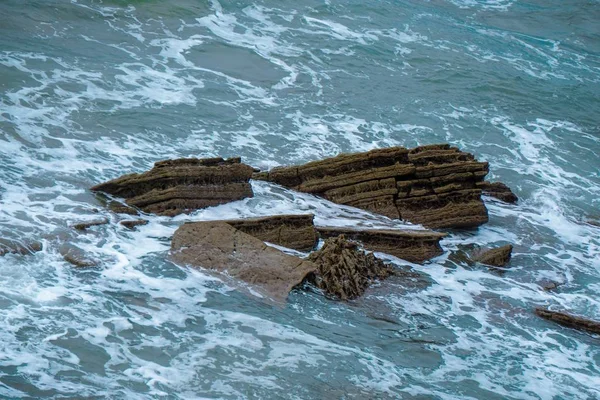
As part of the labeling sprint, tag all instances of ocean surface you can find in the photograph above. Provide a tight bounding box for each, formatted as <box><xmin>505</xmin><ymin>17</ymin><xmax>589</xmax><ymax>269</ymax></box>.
<box><xmin>1</xmin><ymin>0</ymin><xmax>599</xmax><ymax>398</ymax></box>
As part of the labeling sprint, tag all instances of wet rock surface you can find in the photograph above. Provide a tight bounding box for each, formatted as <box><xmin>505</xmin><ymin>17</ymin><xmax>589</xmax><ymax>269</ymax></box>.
<box><xmin>223</xmin><ymin>214</ymin><xmax>318</xmax><ymax>252</ymax></box>
<box><xmin>477</xmin><ymin>181</ymin><xmax>518</xmax><ymax>203</ymax></box>
<box><xmin>120</xmin><ymin>219</ymin><xmax>149</xmax><ymax>230</ymax></box>
<box><xmin>72</xmin><ymin>218</ymin><xmax>109</xmax><ymax>231</ymax></box>
<box><xmin>170</xmin><ymin>221</ymin><xmax>317</xmax><ymax>301</ymax></box>
<box><xmin>254</xmin><ymin>144</ymin><xmax>500</xmax><ymax>229</ymax></box>
<box><xmin>92</xmin><ymin>157</ymin><xmax>254</xmax><ymax>216</ymax></box>
<box><xmin>471</xmin><ymin>244</ymin><xmax>513</xmax><ymax>267</ymax></box>
<box><xmin>535</xmin><ymin>308</ymin><xmax>600</xmax><ymax>335</ymax></box>
<box><xmin>316</xmin><ymin>226</ymin><xmax>445</xmax><ymax>263</ymax></box>
<box><xmin>0</xmin><ymin>239</ymin><xmax>43</xmax><ymax>257</ymax></box>
<box><xmin>307</xmin><ymin>235</ymin><xmax>395</xmax><ymax>300</ymax></box>
<box><xmin>60</xmin><ymin>244</ymin><xmax>97</xmax><ymax>268</ymax></box>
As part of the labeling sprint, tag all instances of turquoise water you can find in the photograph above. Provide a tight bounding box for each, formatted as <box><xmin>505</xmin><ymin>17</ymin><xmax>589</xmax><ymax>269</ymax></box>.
<box><xmin>0</xmin><ymin>0</ymin><xmax>599</xmax><ymax>398</ymax></box>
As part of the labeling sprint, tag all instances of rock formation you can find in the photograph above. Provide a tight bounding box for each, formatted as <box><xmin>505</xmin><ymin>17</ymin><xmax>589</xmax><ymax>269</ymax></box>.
<box><xmin>471</xmin><ymin>244</ymin><xmax>513</xmax><ymax>267</ymax></box>
<box><xmin>72</xmin><ymin>218</ymin><xmax>109</xmax><ymax>231</ymax></box>
<box><xmin>477</xmin><ymin>181</ymin><xmax>518</xmax><ymax>203</ymax></box>
<box><xmin>60</xmin><ymin>244</ymin><xmax>97</xmax><ymax>268</ymax></box>
<box><xmin>170</xmin><ymin>221</ymin><xmax>317</xmax><ymax>301</ymax></box>
<box><xmin>0</xmin><ymin>239</ymin><xmax>42</xmax><ymax>257</ymax></box>
<box><xmin>535</xmin><ymin>308</ymin><xmax>600</xmax><ymax>335</ymax></box>
<box><xmin>91</xmin><ymin>157</ymin><xmax>254</xmax><ymax>216</ymax></box>
<box><xmin>120</xmin><ymin>219</ymin><xmax>149</xmax><ymax>230</ymax></box>
<box><xmin>222</xmin><ymin>214</ymin><xmax>318</xmax><ymax>252</ymax></box>
<box><xmin>254</xmin><ymin>144</ymin><xmax>496</xmax><ymax>229</ymax></box>
<box><xmin>316</xmin><ymin>226</ymin><xmax>445</xmax><ymax>263</ymax></box>
<box><xmin>307</xmin><ymin>235</ymin><xmax>394</xmax><ymax>300</ymax></box>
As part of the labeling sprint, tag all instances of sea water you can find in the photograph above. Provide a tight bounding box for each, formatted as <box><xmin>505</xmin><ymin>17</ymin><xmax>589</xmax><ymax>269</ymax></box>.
<box><xmin>0</xmin><ymin>0</ymin><xmax>599</xmax><ymax>398</ymax></box>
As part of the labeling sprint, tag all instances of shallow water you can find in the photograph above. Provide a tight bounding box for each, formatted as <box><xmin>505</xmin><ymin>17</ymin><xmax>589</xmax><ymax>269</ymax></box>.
<box><xmin>1</xmin><ymin>0</ymin><xmax>599</xmax><ymax>398</ymax></box>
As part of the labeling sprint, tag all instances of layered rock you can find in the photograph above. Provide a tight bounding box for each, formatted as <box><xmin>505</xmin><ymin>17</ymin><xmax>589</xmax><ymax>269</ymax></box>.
<box><xmin>307</xmin><ymin>235</ymin><xmax>394</xmax><ymax>300</ymax></box>
<box><xmin>477</xmin><ymin>181</ymin><xmax>518</xmax><ymax>203</ymax></box>
<box><xmin>92</xmin><ymin>157</ymin><xmax>254</xmax><ymax>216</ymax></box>
<box><xmin>471</xmin><ymin>244</ymin><xmax>513</xmax><ymax>267</ymax></box>
<box><xmin>222</xmin><ymin>214</ymin><xmax>318</xmax><ymax>252</ymax></box>
<box><xmin>316</xmin><ymin>227</ymin><xmax>445</xmax><ymax>263</ymax></box>
<box><xmin>535</xmin><ymin>308</ymin><xmax>600</xmax><ymax>335</ymax></box>
<box><xmin>254</xmin><ymin>144</ymin><xmax>494</xmax><ymax>229</ymax></box>
<box><xmin>170</xmin><ymin>221</ymin><xmax>317</xmax><ymax>301</ymax></box>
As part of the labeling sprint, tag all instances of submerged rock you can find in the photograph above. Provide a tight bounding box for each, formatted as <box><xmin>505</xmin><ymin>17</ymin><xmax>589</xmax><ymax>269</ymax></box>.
<box><xmin>0</xmin><ymin>239</ymin><xmax>43</xmax><ymax>257</ymax></box>
<box><xmin>471</xmin><ymin>244</ymin><xmax>513</xmax><ymax>267</ymax></box>
<box><xmin>72</xmin><ymin>218</ymin><xmax>109</xmax><ymax>231</ymax></box>
<box><xmin>120</xmin><ymin>219</ymin><xmax>149</xmax><ymax>230</ymax></box>
<box><xmin>60</xmin><ymin>244</ymin><xmax>97</xmax><ymax>268</ymax></box>
<box><xmin>254</xmin><ymin>144</ymin><xmax>506</xmax><ymax>229</ymax></box>
<box><xmin>477</xmin><ymin>181</ymin><xmax>518</xmax><ymax>203</ymax></box>
<box><xmin>222</xmin><ymin>214</ymin><xmax>318</xmax><ymax>252</ymax></box>
<box><xmin>316</xmin><ymin>226</ymin><xmax>445</xmax><ymax>263</ymax></box>
<box><xmin>91</xmin><ymin>157</ymin><xmax>254</xmax><ymax>216</ymax></box>
<box><xmin>108</xmin><ymin>201</ymin><xmax>139</xmax><ymax>215</ymax></box>
<box><xmin>307</xmin><ymin>235</ymin><xmax>394</xmax><ymax>300</ymax></box>
<box><xmin>170</xmin><ymin>221</ymin><xmax>317</xmax><ymax>301</ymax></box>
<box><xmin>535</xmin><ymin>308</ymin><xmax>600</xmax><ymax>335</ymax></box>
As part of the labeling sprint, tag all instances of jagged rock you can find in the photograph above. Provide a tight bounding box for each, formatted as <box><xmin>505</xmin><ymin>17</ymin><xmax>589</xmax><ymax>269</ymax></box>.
<box><xmin>535</xmin><ymin>308</ymin><xmax>600</xmax><ymax>335</ymax></box>
<box><xmin>91</xmin><ymin>157</ymin><xmax>254</xmax><ymax>216</ymax></box>
<box><xmin>307</xmin><ymin>235</ymin><xmax>394</xmax><ymax>300</ymax></box>
<box><xmin>254</xmin><ymin>144</ymin><xmax>503</xmax><ymax>229</ymax></box>
<box><xmin>222</xmin><ymin>214</ymin><xmax>318</xmax><ymax>252</ymax></box>
<box><xmin>170</xmin><ymin>221</ymin><xmax>317</xmax><ymax>301</ymax></box>
<box><xmin>120</xmin><ymin>219</ymin><xmax>149</xmax><ymax>230</ymax></box>
<box><xmin>316</xmin><ymin>226</ymin><xmax>445</xmax><ymax>263</ymax></box>
<box><xmin>477</xmin><ymin>181</ymin><xmax>518</xmax><ymax>203</ymax></box>
<box><xmin>471</xmin><ymin>244</ymin><xmax>513</xmax><ymax>267</ymax></box>
<box><xmin>0</xmin><ymin>239</ymin><xmax>43</xmax><ymax>257</ymax></box>
<box><xmin>72</xmin><ymin>218</ymin><xmax>109</xmax><ymax>231</ymax></box>
<box><xmin>59</xmin><ymin>244</ymin><xmax>97</xmax><ymax>268</ymax></box>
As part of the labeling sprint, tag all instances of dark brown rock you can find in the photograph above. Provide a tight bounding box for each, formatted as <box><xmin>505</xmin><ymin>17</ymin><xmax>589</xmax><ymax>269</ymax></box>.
<box><xmin>108</xmin><ymin>201</ymin><xmax>139</xmax><ymax>215</ymax></box>
<box><xmin>0</xmin><ymin>239</ymin><xmax>43</xmax><ymax>257</ymax></box>
<box><xmin>471</xmin><ymin>244</ymin><xmax>513</xmax><ymax>267</ymax></box>
<box><xmin>535</xmin><ymin>308</ymin><xmax>600</xmax><ymax>335</ymax></box>
<box><xmin>120</xmin><ymin>219</ymin><xmax>149</xmax><ymax>230</ymax></box>
<box><xmin>477</xmin><ymin>181</ymin><xmax>518</xmax><ymax>203</ymax></box>
<box><xmin>60</xmin><ymin>244</ymin><xmax>97</xmax><ymax>268</ymax></box>
<box><xmin>307</xmin><ymin>235</ymin><xmax>395</xmax><ymax>300</ymax></box>
<box><xmin>170</xmin><ymin>221</ymin><xmax>317</xmax><ymax>301</ymax></box>
<box><xmin>254</xmin><ymin>144</ymin><xmax>493</xmax><ymax>229</ymax></box>
<box><xmin>316</xmin><ymin>226</ymin><xmax>445</xmax><ymax>263</ymax></box>
<box><xmin>72</xmin><ymin>218</ymin><xmax>109</xmax><ymax>231</ymax></box>
<box><xmin>91</xmin><ymin>157</ymin><xmax>254</xmax><ymax>216</ymax></box>
<box><xmin>222</xmin><ymin>214</ymin><xmax>318</xmax><ymax>252</ymax></box>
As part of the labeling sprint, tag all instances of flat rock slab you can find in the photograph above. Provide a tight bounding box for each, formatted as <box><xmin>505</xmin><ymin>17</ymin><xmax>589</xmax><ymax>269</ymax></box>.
<box><xmin>170</xmin><ymin>221</ymin><xmax>317</xmax><ymax>301</ymax></box>
<box><xmin>316</xmin><ymin>226</ymin><xmax>445</xmax><ymax>263</ymax></box>
<box><xmin>307</xmin><ymin>235</ymin><xmax>394</xmax><ymax>300</ymax></box>
<box><xmin>254</xmin><ymin>144</ymin><xmax>515</xmax><ymax>229</ymax></box>
<box><xmin>92</xmin><ymin>157</ymin><xmax>254</xmax><ymax>216</ymax></box>
<box><xmin>535</xmin><ymin>308</ymin><xmax>600</xmax><ymax>335</ymax></box>
<box><xmin>222</xmin><ymin>214</ymin><xmax>318</xmax><ymax>252</ymax></box>
<box><xmin>477</xmin><ymin>181</ymin><xmax>518</xmax><ymax>203</ymax></box>
<box><xmin>471</xmin><ymin>244</ymin><xmax>513</xmax><ymax>267</ymax></box>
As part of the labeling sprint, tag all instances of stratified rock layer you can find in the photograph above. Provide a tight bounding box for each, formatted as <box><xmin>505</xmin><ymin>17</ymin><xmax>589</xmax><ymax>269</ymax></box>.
<box><xmin>307</xmin><ymin>235</ymin><xmax>394</xmax><ymax>300</ymax></box>
<box><xmin>254</xmin><ymin>144</ymin><xmax>492</xmax><ymax>229</ymax></box>
<box><xmin>223</xmin><ymin>214</ymin><xmax>318</xmax><ymax>252</ymax></box>
<box><xmin>477</xmin><ymin>181</ymin><xmax>518</xmax><ymax>203</ymax></box>
<box><xmin>471</xmin><ymin>244</ymin><xmax>513</xmax><ymax>267</ymax></box>
<box><xmin>535</xmin><ymin>308</ymin><xmax>600</xmax><ymax>335</ymax></box>
<box><xmin>316</xmin><ymin>227</ymin><xmax>445</xmax><ymax>263</ymax></box>
<box><xmin>170</xmin><ymin>221</ymin><xmax>317</xmax><ymax>301</ymax></box>
<box><xmin>92</xmin><ymin>157</ymin><xmax>254</xmax><ymax>216</ymax></box>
